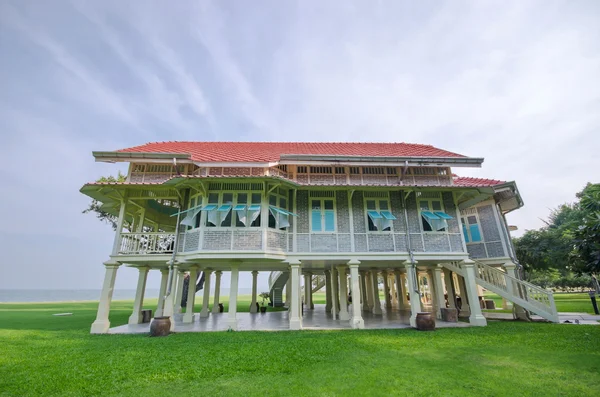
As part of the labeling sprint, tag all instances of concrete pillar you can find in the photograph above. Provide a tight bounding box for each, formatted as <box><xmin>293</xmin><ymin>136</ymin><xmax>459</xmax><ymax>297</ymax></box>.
<box><xmin>432</xmin><ymin>267</ymin><xmax>446</xmax><ymax>320</ymax></box>
<box><xmin>400</xmin><ymin>273</ymin><xmax>409</xmax><ymax>308</ymax></box>
<box><xmin>404</xmin><ymin>261</ymin><xmax>422</xmax><ymax>328</ymax></box>
<box><xmin>128</xmin><ymin>266</ymin><xmax>149</xmax><ymax>324</ymax></box>
<box><xmin>331</xmin><ymin>267</ymin><xmax>339</xmax><ymax>318</ymax></box>
<box><xmin>200</xmin><ymin>270</ymin><xmax>212</xmax><ymax>318</ymax></box>
<box><xmin>250</xmin><ymin>271</ymin><xmax>258</xmax><ymax>313</ymax></box>
<box><xmin>504</xmin><ymin>262</ymin><xmax>528</xmax><ymax>320</ymax></box>
<box><xmin>304</xmin><ymin>273</ymin><xmax>311</xmax><ymax>307</ymax></box>
<box><xmin>325</xmin><ymin>270</ymin><xmax>332</xmax><ymax>313</ymax></box>
<box><xmin>91</xmin><ymin>264</ymin><xmax>119</xmax><ymax>334</ymax></box>
<box><xmin>443</xmin><ymin>268</ymin><xmax>456</xmax><ymax>309</ymax></box>
<box><xmin>184</xmin><ymin>267</ymin><xmax>199</xmax><ymax>323</ymax></box>
<box><xmin>365</xmin><ymin>271</ymin><xmax>374</xmax><ymax>310</ymax></box>
<box><xmin>348</xmin><ymin>261</ymin><xmax>364</xmax><ymax>329</ymax></box>
<box><xmin>289</xmin><ymin>262</ymin><xmax>302</xmax><ymax>330</ymax></box>
<box><xmin>371</xmin><ymin>270</ymin><xmax>383</xmax><ymax>314</ymax></box>
<box><xmin>174</xmin><ymin>270</ymin><xmax>186</xmax><ymax>313</ymax></box>
<box><xmin>338</xmin><ymin>266</ymin><xmax>350</xmax><ymax>321</ymax></box>
<box><xmin>360</xmin><ymin>271</ymin><xmax>369</xmax><ymax>311</ymax></box>
<box><xmin>461</xmin><ymin>260</ymin><xmax>487</xmax><ymax>326</ymax></box>
<box><xmin>457</xmin><ymin>275</ymin><xmax>471</xmax><ymax>317</ymax></box>
<box><xmin>213</xmin><ymin>271</ymin><xmax>222</xmax><ymax>313</ymax></box>
<box><xmin>382</xmin><ymin>270</ymin><xmax>392</xmax><ymax>309</ymax></box>
<box><xmin>394</xmin><ymin>270</ymin><xmax>406</xmax><ymax>310</ymax></box>
<box><xmin>309</xmin><ymin>274</ymin><xmax>314</xmax><ymax>309</ymax></box>
<box><xmin>155</xmin><ymin>269</ymin><xmax>169</xmax><ymax>316</ymax></box>
<box><xmin>162</xmin><ymin>265</ymin><xmax>179</xmax><ymax>331</ymax></box>
<box><xmin>228</xmin><ymin>267</ymin><xmax>239</xmax><ymax>330</ymax></box>
<box><xmin>390</xmin><ymin>274</ymin><xmax>398</xmax><ymax>306</ymax></box>
<box><xmin>285</xmin><ymin>276</ymin><xmax>292</xmax><ymax>308</ymax></box>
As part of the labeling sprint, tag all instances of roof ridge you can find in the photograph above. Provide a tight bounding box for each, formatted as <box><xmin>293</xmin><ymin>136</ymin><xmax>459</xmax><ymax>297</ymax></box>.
<box><xmin>138</xmin><ymin>141</ymin><xmax>437</xmax><ymax>147</ymax></box>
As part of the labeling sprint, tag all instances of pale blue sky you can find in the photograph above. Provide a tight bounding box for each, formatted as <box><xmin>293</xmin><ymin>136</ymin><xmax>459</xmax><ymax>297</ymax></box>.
<box><xmin>1</xmin><ymin>1</ymin><xmax>599</xmax><ymax>291</ymax></box>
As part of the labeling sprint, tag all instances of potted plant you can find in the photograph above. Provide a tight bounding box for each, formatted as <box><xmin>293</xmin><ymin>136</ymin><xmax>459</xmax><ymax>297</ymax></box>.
<box><xmin>259</xmin><ymin>292</ymin><xmax>270</xmax><ymax>313</ymax></box>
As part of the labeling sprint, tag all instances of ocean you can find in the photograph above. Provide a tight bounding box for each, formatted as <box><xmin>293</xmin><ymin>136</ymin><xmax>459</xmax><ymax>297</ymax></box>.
<box><xmin>0</xmin><ymin>288</ymin><xmax>255</xmax><ymax>303</ymax></box>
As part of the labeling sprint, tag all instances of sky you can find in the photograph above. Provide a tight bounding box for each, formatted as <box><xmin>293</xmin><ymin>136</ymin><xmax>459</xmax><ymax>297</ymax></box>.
<box><xmin>0</xmin><ymin>1</ymin><xmax>599</xmax><ymax>292</ymax></box>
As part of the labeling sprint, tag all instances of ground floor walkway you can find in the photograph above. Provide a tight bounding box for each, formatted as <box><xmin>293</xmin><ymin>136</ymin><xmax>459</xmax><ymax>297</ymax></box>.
<box><xmin>483</xmin><ymin>311</ymin><xmax>600</xmax><ymax>325</ymax></box>
<box><xmin>109</xmin><ymin>304</ymin><xmax>471</xmax><ymax>334</ymax></box>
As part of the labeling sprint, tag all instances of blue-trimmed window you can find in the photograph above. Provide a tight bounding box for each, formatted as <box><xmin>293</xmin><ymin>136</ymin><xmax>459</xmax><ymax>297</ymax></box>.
<box><xmin>311</xmin><ymin>199</ymin><xmax>335</xmax><ymax>232</ymax></box>
<box><xmin>366</xmin><ymin>199</ymin><xmax>395</xmax><ymax>231</ymax></box>
<box><xmin>462</xmin><ymin>215</ymin><xmax>482</xmax><ymax>243</ymax></box>
<box><xmin>419</xmin><ymin>199</ymin><xmax>453</xmax><ymax>232</ymax></box>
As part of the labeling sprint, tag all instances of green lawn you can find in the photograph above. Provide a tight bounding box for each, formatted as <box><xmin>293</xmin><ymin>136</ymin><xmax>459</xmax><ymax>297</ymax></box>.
<box><xmin>482</xmin><ymin>292</ymin><xmax>598</xmax><ymax>314</ymax></box>
<box><xmin>1</xmin><ymin>300</ymin><xmax>599</xmax><ymax>396</ymax></box>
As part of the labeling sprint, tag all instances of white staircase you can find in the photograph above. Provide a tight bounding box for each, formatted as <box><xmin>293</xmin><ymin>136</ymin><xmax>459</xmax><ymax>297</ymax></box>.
<box><xmin>312</xmin><ymin>275</ymin><xmax>326</xmax><ymax>293</ymax></box>
<box><xmin>268</xmin><ymin>271</ymin><xmax>289</xmax><ymax>307</ymax></box>
<box><xmin>442</xmin><ymin>260</ymin><xmax>559</xmax><ymax>323</ymax></box>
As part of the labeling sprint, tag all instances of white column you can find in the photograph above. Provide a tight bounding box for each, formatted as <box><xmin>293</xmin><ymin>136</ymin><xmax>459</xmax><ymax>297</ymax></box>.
<box><xmin>457</xmin><ymin>275</ymin><xmax>471</xmax><ymax>316</ymax></box>
<box><xmin>213</xmin><ymin>271</ymin><xmax>222</xmax><ymax>313</ymax></box>
<box><xmin>91</xmin><ymin>264</ymin><xmax>119</xmax><ymax>334</ymax></box>
<box><xmin>174</xmin><ymin>270</ymin><xmax>186</xmax><ymax>314</ymax></box>
<box><xmin>155</xmin><ymin>268</ymin><xmax>169</xmax><ymax>317</ymax></box>
<box><xmin>304</xmin><ymin>273</ymin><xmax>311</xmax><ymax>307</ymax></box>
<box><xmin>400</xmin><ymin>273</ymin><xmax>409</xmax><ymax>308</ymax></box>
<box><xmin>331</xmin><ymin>267</ymin><xmax>339</xmax><ymax>317</ymax></box>
<box><xmin>404</xmin><ymin>261</ymin><xmax>422</xmax><ymax>328</ymax></box>
<box><xmin>128</xmin><ymin>266</ymin><xmax>149</xmax><ymax>324</ymax></box>
<box><xmin>325</xmin><ymin>270</ymin><xmax>332</xmax><ymax>313</ymax></box>
<box><xmin>289</xmin><ymin>262</ymin><xmax>302</xmax><ymax>330</ymax></box>
<box><xmin>163</xmin><ymin>265</ymin><xmax>179</xmax><ymax>331</ymax></box>
<box><xmin>184</xmin><ymin>267</ymin><xmax>199</xmax><ymax>323</ymax></box>
<box><xmin>462</xmin><ymin>260</ymin><xmax>487</xmax><ymax>326</ymax></box>
<box><xmin>228</xmin><ymin>267</ymin><xmax>239</xmax><ymax>330</ymax></box>
<box><xmin>390</xmin><ymin>274</ymin><xmax>398</xmax><ymax>307</ymax></box>
<box><xmin>309</xmin><ymin>274</ymin><xmax>314</xmax><ymax>309</ymax></box>
<box><xmin>200</xmin><ymin>270</ymin><xmax>212</xmax><ymax>318</ymax></box>
<box><xmin>285</xmin><ymin>276</ymin><xmax>292</xmax><ymax>308</ymax></box>
<box><xmin>504</xmin><ymin>262</ymin><xmax>528</xmax><ymax>319</ymax></box>
<box><xmin>250</xmin><ymin>270</ymin><xmax>258</xmax><ymax>313</ymax></box>
<box><xmin>394</xmin><ymin>270</ymin><xmax>406</xmax><ymax>310</ymax></box>
<box><xmin>365</xmin><ymin>271</ymin><xmax>374</xmax><ymax>310</ymax></box>
<box><xmin>360</xmin><ymin>271</ymin><xmax>369</xmax><ymax>311</ymax></box>
<box><xmin>338</xmin><ymin>266</ymin><xmax>350</xmax><ymax>321</ymax></box>
<box><xmin>432</xmin><ymin>266</ymin><xmax>446</xmax><ymax>320</ymax></box>
<box><xmin>371</xmin><ymin>270</ymin><xmax>383</xmax><ymax>314</ymax></box>
<box><xmin>348</xmin><ymin>261</ymin><xmax>364</xmax><ymax>328</ymax></box>
<box><xmin>382</xmin><ymin>270</ymin><xmax>392</xmax><ymax>309</ymax></box>
<box><xmin>442</xmin><ymin>268</ymin><xmax>456</xmax><ymax>309</ymax></box>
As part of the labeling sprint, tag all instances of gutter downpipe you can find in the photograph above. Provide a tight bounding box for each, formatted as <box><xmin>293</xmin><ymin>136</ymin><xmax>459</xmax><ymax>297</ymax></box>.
<box><xmin>164</xmin><ymin>196</ymin><xmax>184</xmax><ymax>302</ymax></box>
<box><xmin>402</xmin><ymin>190</ymin><xmax>418</xmax><ymax>292</ymax></box>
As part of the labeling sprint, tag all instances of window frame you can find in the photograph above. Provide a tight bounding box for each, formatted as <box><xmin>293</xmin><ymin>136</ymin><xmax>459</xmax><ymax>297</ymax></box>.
<box><xmin>418</xmin><ymin>198</ymin><xmax>448</xmax><ymax>233</ymax></box>
<box><xmin>364</xmin><ymin>197</ymin><xmax>394</xmax><ymax>233</ymax></box>
<box><xmin>197</xmin><ymin>191</ymin><xmax>262</xmax><ymax>229</ymax></box>
<box><xmin>461</xmin><ymin>213</ymin><xmax>483</xmax><ymax>243</ymax></box>
<box><xmin>268</xmin><ymin>188</ymin><xmax>290</xmax><ymax>230</ymax></box>
<box><xmin>310</xmin><ymin>197</ymin><xmax>337</xmax><ymax>233</ymax></box>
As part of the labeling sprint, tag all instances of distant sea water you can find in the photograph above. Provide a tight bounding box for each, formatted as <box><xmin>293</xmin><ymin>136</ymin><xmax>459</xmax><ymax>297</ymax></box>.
<box><xmin>0</xmin><ymin>288</ymin><xmax>255</xmax><ymax>303</ymax></box>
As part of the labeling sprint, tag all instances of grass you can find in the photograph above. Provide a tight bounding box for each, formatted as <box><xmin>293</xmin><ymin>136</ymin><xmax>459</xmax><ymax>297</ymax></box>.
<box><xmin>1</xmin><ymin>299</ymin><xmax>600</xmax><ymax>396</ymax></box>
<box><xmin>481</xmin><ymin>292</ymin><xmax>599</xmax><ymax>314</ymax></box>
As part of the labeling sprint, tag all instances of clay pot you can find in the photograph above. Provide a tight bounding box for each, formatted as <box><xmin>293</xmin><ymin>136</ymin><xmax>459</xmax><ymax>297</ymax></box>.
<box><xmin>150</xmin><ymin>316</ymin><xmax>171</xmax><ymax>337</ymax></box>
<box><xmin>260</xmin><ymin>306</ymin><xmax>267</xmax><ymax>313</ymax></box>
<box><xmin>415</xmin><ymin>312</ymin><xmax>436</xmax><ymax>331</ymax></box>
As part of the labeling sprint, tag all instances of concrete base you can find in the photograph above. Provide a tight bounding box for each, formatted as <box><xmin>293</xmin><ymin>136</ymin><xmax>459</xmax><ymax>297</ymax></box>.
<box><xmin>90</xmin><ymin>320</ymin><xmax>110</xmax><ymax>334</ymax></box>
<box><xmin>183</xmin><ymin>313</ymin><xmax>196</xmax><ymax>324</ymax></box>
<box><xmin>200</xmin><ymin>310</ymin><xmax>210</xmax><ymax>318</ymax></box>
<box><xmin>372</xmin><ymin>304</ymin><xmax>383</xmax><ymax>315</ymax></box>
<box><xmin>469</xmin><ymin>314</ymin><xmax>487</xmax><ymax>326</ymax></box>
<box><xmin>227</xmin><ymin>318</ymin><xmax>238</xmax><ymax>331</ymax></box>
<box><xmin>289</xmin><ymin>319</ymin><xmax>303</xmax><ymax>330</ymax></box>
<box><xmin>351</xmin><ymin>318</ymin><xmax>365</xmax><ymax>329</ymax></box>
<box><xmin>339</xmin><ymin>311</ymin><xmax>350</xmax><ymax>321</ymax></box>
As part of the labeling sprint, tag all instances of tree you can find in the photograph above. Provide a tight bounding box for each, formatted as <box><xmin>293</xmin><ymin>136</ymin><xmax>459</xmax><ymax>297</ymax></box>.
<box><xmin>82</xmin><ymin>172</ymin><xmax>129</xmax><ymax>231</ymax></box>
<box><xmin>572</xmin><ymin>183</ymin><xmax>600</xmax><ymax>286</ymax></box>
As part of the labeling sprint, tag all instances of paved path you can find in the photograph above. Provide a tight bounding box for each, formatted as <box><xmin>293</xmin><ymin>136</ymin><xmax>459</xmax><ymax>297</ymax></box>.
<box><xmin>484</xmin><ymin>311</ymin><xmax>600</xmax><ymax>325</ymax></box>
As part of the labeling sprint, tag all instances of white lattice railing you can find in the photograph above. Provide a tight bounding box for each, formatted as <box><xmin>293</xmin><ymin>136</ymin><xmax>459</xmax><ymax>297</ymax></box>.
<box><xmin>450</xmin><ymin>259</ymin><xmax>558</xmax><ymax>322</ymax></box>
<box><xmin>119</xmin><ymin>233</ymin><xmax>176</xmax><ymax>255</ymax></box>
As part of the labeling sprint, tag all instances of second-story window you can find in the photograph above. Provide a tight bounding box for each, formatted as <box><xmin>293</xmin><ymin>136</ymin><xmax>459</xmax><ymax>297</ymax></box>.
<box><xmin>419</xmin><ymin>199</ymin><xmax>453</xmax><ymax>232</ymax></box>
<box><xmin>311</xmin><ymin>199</ymin><xmax>335</xmax><ymax>232</ymax></box>
<box><xmin>462</xmin><ymin>215</ymin><xmax>482</xmax><ymax>243</ymax></box>
<box><xmin>268</xmin><ymin>190</ymin><xmax>294</xmax><ymax>230</ymax></box>
<box><xmin>365</xmin><ymin>198</ymin><xmax>396</xmax><ymax>231</ymax></box>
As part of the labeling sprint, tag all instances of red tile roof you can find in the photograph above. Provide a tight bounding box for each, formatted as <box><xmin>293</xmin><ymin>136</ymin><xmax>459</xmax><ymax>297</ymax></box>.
<box><xmin>115</xmin><ymin>141</ymin><xmax>467</xmax><ymax>162</ymax></box>
<box><xmin>453</xmin><ymin>177</ymin><xmax>505</xmax><ymax>187</ymax></box>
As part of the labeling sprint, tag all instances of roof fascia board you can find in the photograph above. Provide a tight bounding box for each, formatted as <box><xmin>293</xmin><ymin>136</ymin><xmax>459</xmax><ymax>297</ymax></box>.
<box><xmin>193</xmin><ymin>162</ymin><xmax>277</xmax><ymax>168</ymax></box>
<box><xmin>279</xmin><ymin>155</ymin><xmax>484</xmax><ymax>167</ymax></box>
<box><xmin>93</xmin><ymin>151</ymin><xmax>191</xmax><ymax>163</ymax></box>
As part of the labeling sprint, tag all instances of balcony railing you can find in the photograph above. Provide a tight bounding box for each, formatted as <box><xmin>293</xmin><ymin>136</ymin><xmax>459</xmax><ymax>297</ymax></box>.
<box><xmin>119</xmin><ymin>232</ymin><xmax>176</xmax><ymax>255</ymax></box>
